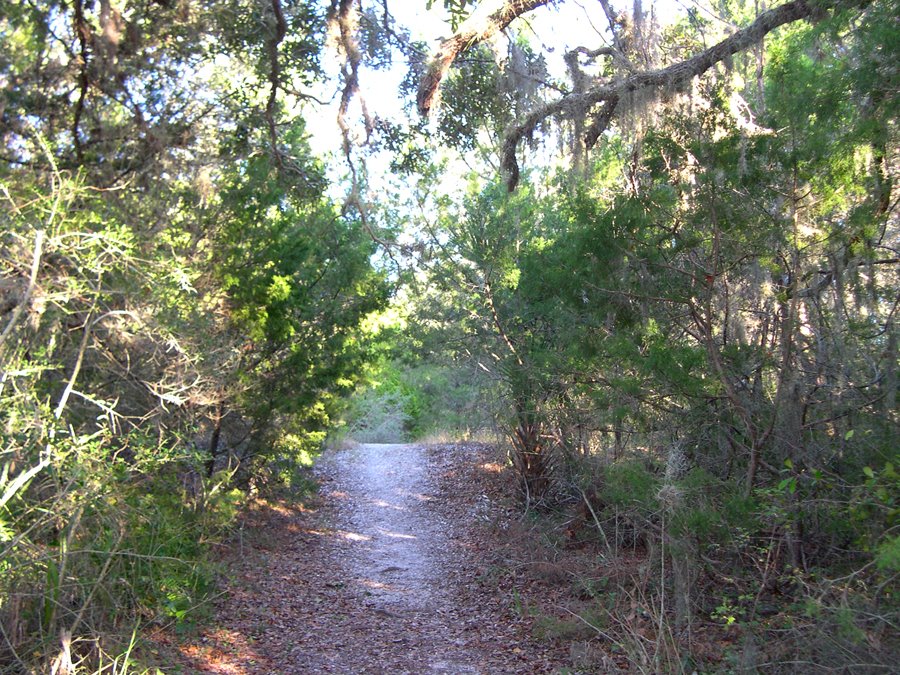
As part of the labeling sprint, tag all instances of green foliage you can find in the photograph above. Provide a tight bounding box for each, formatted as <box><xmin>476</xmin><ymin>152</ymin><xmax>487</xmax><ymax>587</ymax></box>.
<box><xmin>0</xmin><ymin>422</ymin><xmax>235</xmax><ymax>665</ymax></box>
<box><xmin>875</xmin><ymin>535</ymin><xmax>900</xmax><ymax>572</ymax></box>
<box><xmin>850</xmin><ymin>460</ymin><xmax>900</xmax><ymax>562</ymax></box>
<box><xmin>406</xmin><ymin>1</ymin><xmax>897</xmax><ymax>668</ymax></box>
<box><xmin>399</xmin><ymin>363</ymin><xmax>494</xmax><ymax>439</ymax></box>
<box><xmin>214</xmin><ymin>130</ymin><xmax>389</xmax><ymax>435</ymax></box>
<box><xmin>600</xmin><ymin>460</ymin><xmax>660</xmax><ymax>516</ymax></box>
<box><xmin>0</xmin><ymin>0</ymin><xmax>386</xmax><ymax>663</ymax></box>
<box><xmin>426</xmin><ymin>0</ymin><xmax>474</xmax><ymax>30</ymax></box>
<box><xmin>438</xmin><ymin>39</ymin><xmax>547</xmax><ymax>152</ymax></box>
<box><xmin>2</xmin><ymin>0</ymin><xmax>898</xmax><ymax>671</ymax></box>
<box><xmin>339</xmin><ymin>357</ymin><xmax>494</xmax><ymax>443</ymax></box>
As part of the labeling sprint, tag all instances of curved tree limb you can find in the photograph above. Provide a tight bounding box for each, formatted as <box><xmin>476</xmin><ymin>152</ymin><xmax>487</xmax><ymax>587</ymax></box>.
<box><xmin>583</xmin><ymin>95</ymin><xmax>619</xmax><ymax>149</ymax></box>
<box><xmin>499</xmin><ymin>0</ymin><xmax>850</xmax><ymax>190</ymax></box>
<box><xmin>417</xmin><ymin>0</ymin><xmax>550</xmax><ymax>116</ymax></box>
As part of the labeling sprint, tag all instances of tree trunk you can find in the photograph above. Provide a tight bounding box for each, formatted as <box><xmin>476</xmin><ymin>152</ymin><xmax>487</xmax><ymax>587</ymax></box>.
<box><xmin>205</xmin><ymin>401</ymin><xmax>224</xmax><ymax>478</ymax></box>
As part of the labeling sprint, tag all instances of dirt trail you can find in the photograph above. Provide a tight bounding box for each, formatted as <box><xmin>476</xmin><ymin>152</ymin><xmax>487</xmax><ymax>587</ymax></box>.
<box><xmin>314</xmin><ymin>443</ymin><xmax>496</xmax><ymax>672</ymax></box>
<box><xmin>164</xmin><ymin>443</ymin><xmax>563</xmax><ymax>674</ymax></box>
<box><xmin>323</xmin><ymin>443</ymin><xmax>456</xmax><ymax>616</ymax></box>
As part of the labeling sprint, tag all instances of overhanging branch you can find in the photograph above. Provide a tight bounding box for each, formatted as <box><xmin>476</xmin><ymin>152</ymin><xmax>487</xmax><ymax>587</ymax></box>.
<box><xmin>417</xmin><ymin>0</ymin><xmax>550</xmax><ymax>116</ymax></box>
<box><xmin>415</xmin><ymin>0</ymin><xmax>847</xmax><ymax>191</ymax></box>
<box><xmin>500</xmin><ymin>0</ymin><xmax>832</xmax><ymax>190</ymax></box>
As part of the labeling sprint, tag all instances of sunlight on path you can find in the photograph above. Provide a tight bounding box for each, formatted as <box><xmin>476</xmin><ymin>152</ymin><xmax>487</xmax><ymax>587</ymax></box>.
<box><xmin>173</xmin><ymin>443</ymin><xmax>555</xmax><ymax>674</ymax></box>
<box><xmin>317</xmin><ymin>443</ymin><xmax>486</xmax><ymax>672</ymax></box>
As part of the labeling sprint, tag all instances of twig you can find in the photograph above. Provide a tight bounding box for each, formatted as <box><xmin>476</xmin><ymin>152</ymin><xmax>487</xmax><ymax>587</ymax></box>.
<box><xmin>0</xmin><ymin>454</ymin><xmax>52</xmax><ymax>511</ymax></box>
<box><xmin>579</xmin><ymin>487</ymin><xmax>611</xmax><ymax>554</ymax></box>
<box><xmin>0</xmin><ymin>229</ymin><xmax>44</xmax><ymax>357</ymax></box>
<box><xmin>54</xmin><ymin>308</ymin><xmax>95</xmax><ymax>420</ymax></box>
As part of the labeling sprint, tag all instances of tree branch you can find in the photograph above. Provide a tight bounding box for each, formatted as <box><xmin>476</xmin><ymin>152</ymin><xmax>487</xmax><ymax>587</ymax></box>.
<box><xmin>501</xmin><ymin>0</ymin><xmax>844</xmax><ymax>191</ymax></box>
<box><xmin>417</xmin><ymin>0</ymin><xmax>550</xmax><ymax>116</ymax></box>
<box><xmin>583</xmin><ymin>95</ymin><xmax>619</xmax><ymax>149</ymax></box>
<box><xmin>72</xmin><ymin>0</ymin><xmax>91</xmax><ymax>162</ymax></box>
<box><xmin>596</xmin><ymin>0</ymin><xmax>635</xmax><ymax>71</ymax></box>
<box><xmin>266</xmin><ymin>0</ymin><xmax>288</xmax><ymax>165</ymax></box>
<box><xmin>330</xmin><ymin>0</ymin><xmax>370</xmax><ymax>157</ymax></box>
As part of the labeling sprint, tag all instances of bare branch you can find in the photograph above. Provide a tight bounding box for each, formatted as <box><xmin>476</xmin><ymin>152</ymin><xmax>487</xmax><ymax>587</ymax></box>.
<box><xmin>417</xmin><ymin>0</ymin><xmax>550</xmax><ymax>116</ymax></box>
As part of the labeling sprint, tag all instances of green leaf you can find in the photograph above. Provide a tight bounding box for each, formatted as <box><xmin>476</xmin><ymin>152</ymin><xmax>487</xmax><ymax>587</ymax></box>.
<box><xmin>844</xmin><ymin>429</ymin><xmax>855</xmax><ymax>440</ymax></box>
<box><xmin>863</xmin><ymin>466</ymin><xmax>875</xmax><ymax>479</ymax></box>
<box><xmin>875</xmin><ymin>535</ymin><xmax>900</xmax><ymax>572</ymax></box>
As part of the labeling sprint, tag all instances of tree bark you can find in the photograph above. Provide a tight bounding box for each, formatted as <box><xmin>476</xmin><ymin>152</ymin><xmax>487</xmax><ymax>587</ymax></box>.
<box><xmin>206</xmin><ymin>401</ymin><xmax>224</xmax><ymax>478</ymax></box>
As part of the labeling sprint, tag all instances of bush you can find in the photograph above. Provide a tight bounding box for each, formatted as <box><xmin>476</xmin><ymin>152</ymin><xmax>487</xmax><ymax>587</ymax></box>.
<box><xmin>600</xmin><ymin>459</ymin><xmax>660</xmax><ymax>517</ymax></box>
<box><xmin>0</xmin><ymin>434</ymin><xmax>239</xmax><ymax>670</ymax></box>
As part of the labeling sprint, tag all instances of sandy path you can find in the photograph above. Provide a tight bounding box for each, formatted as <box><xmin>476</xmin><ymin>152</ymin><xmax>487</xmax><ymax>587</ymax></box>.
<box><xmin>311</xmin><ymin>443</ymin><xmax>492</xmax><ymax>672</ymax></box>
<box><xmin>165</xmin><ymin>443</ymin><xmax>563</xmax><ymax>674</ymax></box>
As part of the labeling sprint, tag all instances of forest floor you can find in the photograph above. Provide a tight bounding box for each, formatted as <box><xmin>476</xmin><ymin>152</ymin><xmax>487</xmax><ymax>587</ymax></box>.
<box><xmin>146</xmin><ymin>443</ymin><xmax>579</xmax><ymax>673</ymax></box>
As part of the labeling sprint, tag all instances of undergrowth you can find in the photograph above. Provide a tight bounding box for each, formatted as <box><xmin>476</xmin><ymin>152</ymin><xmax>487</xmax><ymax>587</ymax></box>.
<box><xmin>487</xmin><ymin>446</ymin><xmax>899</xmax><ymax>674</ymax></box>
<box><xmin>0</xmin><ymin>442</ymin><xmax>246</xmax><ymax>674</ymax></box>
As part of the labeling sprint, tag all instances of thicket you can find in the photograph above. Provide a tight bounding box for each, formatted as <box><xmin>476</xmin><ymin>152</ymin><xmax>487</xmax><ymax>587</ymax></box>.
<box><xmin>2</xmin><ymin>0</ymin><xmax>897</xmax><ymax>671</ymax></box>
<box><xmin>1</xmin><ymin>1</ymin><xmax>386</xmax><ymax>671</ymax></box>
<box><xmin>404</xmin><ymin>1</ymin><xmax>898</xmax><ymax>669</ymax></box>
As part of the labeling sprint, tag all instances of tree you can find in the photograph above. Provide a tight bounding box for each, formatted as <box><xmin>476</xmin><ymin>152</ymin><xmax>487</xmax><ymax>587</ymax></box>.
<box><xmin>393</xmin><ymin>0</ymin><xmax>896</xmax><ymax>665</ymax></box>
<box><xmin>0</xmin><ymin>1</ymin><xmax>388</xmax><ymax>668</ymax></box>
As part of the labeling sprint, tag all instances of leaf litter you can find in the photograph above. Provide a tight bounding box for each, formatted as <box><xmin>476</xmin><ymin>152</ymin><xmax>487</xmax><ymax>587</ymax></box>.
<box><xmin>149</xmin><ymin>442</ymin><xmax>569</xmax><ymax>673</ymax></box>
